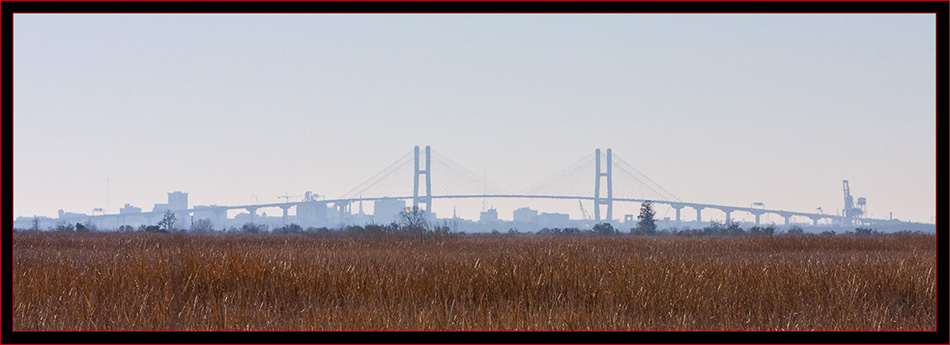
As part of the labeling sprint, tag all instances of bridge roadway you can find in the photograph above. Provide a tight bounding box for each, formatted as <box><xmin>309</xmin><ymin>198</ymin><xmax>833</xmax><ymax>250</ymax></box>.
<box><xmin>64</xmin><ymin>194</ymin><xmax>851</xmax><ymax>226</ymax></box>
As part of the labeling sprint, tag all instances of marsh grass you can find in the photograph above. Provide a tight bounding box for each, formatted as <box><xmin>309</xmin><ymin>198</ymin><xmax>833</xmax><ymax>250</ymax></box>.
<box><xmin>13</xmin><ymin>232</ymin><xmax>935</xmax><ymax>330</ymax></box>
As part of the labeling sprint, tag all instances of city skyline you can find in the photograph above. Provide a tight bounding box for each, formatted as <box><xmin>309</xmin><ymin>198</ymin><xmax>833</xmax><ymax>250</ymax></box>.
<box><xmin>12</xmin><ymin>14</ymin><xmax>937</xmax><ymax>224</ymax></box>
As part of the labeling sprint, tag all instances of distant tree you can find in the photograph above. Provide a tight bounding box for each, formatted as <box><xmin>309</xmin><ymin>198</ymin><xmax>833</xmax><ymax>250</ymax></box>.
<box><xmin>703</xmin><ymin>221</ymin><xmax>743</xmax><ymax>236</ymax></box>
<box><xmin>190</xmin><ymin>218</ymin><xmax>215</xmax><ymax>233</ymax></box>
<box><xmin>118</xmin><ymin>225</ymin><xmax>135</xmax><ymax>232</ymax></box>
<box><xmin>306</xmin><ymin>226</ymin><xmax>332</xmax><ymax>235</ymax></box>
<box><xmin>362</xmin><ymin>224</ymin><xmax>388</xmax><ymax>236</ymax></box>
<box><xmin>157</xmin><ymin>211</ymin><xmax>177</xmax><ymax>232</ymax></box>
<box><xmin>428</xmin><ymin>220</ymin><xmax>453</xmax><ymax>236</ymax></box>
<box><xmin>31</xmin><ymin>218</ymin><xmax>40</xmax><ymax>231</ymax></box>
<box><xmin>273</xmin><ymin>223</ymin><xmax>304</xmax><ymax>234</ymax></box>
<box><xmin>635</xmin><ymin>201</ymin><xmax>657</xmax><ymax>235</ymax></box>
<box><xmin>144</xmin><ymin>225</ymin><xmax>163</xmax><ymax>233</ymax></box>
<box><xmin>676</xmin><ymin>228</ymin><xmax>704</xmax><ymax>237</ymax></box>
<box><xmin>748</xmin><ymin>226</ymin><xmax>762</xmax><ymax>236</ymax></box>
<box><xmin>749</xmin><ymin>224</ymin><xmax>776</xmax><ymax>236</ymax></box>
<box><xmin>725</xmin><ymin>221</ymin><xmax>744</xmax><ymax>236</ymax></box>
<box><xmin>786</xmin><ymin>226</ymin><xmax>805</xmax><ymax>236</ymax></box>
<box><xmin>75</xmin><ymin>222</ymin><xmax>89</xmax><ymax>233</ymax></box>
<box><xmin>593</xmin><ymin>222</ymin><xmax>616</xmax><ymax>235</ymax></box>
<box><xmin>399</xmin><ymin>206</ymin><xmax>428</xmax><ymax>234</ymax></box>
<box><xmin>54</xmin><ymin>221</ymin><xmax>74</xmax><ymax>232</ymax></box>
<box><xmin>431</xmin><ymin>223</ymin><xmax>452</xmax><ymax>236</ymax></box>
<box><xmin>342</xmin><ymin>225</ymin><xmax>365</xmax><ymax>236</ymax></box>
<box><xmin>563</xmin><ymin>227</ymin><xmax>582</xmax><ymax>234</ymax></box>
<box><xmin>241</xmin><ymin>222</ymin><xmax>267</xmax><ymax>234</ymax></box>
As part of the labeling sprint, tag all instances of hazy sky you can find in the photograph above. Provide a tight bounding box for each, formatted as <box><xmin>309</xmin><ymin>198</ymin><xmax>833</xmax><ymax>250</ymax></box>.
<box><xmin>12</xmin><ymin>14</ymin><xmax>936</xmax><ymax>224</ymax></box>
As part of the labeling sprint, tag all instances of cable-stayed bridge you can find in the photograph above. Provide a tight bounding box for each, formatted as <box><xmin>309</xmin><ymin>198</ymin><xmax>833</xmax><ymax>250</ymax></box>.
<box><xmin>25</xmin><ymin>145</ymin><xmax>886</xmax><ymax>231</ymax></box>
<box><xmin>327</xmin><ymin>146</ymin><xmax>845</xmax><ymax>226</ymax></box>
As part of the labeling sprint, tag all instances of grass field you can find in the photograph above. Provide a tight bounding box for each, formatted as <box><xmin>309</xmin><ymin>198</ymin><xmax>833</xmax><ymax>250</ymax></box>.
<box><xmin>12</xmin><ymin>231</ymin><xmax>935</xmax><ymax>330</ymax></box>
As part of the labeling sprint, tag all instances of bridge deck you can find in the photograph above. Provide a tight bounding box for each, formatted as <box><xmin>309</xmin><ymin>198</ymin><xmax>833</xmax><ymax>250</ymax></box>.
<box><xmin>67</xmin><ymin>194</ymin><xmax>850</xmax><ymax>222</ymax></box>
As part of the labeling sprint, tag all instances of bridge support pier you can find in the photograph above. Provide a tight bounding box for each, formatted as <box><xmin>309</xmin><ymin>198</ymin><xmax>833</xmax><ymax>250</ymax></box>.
<box><xmin>219</xmin><ymin>209</ymin><xmax>228</xmax><ymax>230</ymax></box>
<box><xmin>750</xmin><ymin>210</ymin><xmax>765</xmax><ymax>225</ymax></box>
<box><xmin>722</xmin><ymin>209</ymin><xmax>734</xmax><ymax>224</ymax></box>
<box><xmin>671</xmin><ymin>204</ymin><xmax>684</xmax><ymax>223</ymax></box>
<box><xmin>246</xmin><ymin>207</ymin><xmax>258</xmax><ymax>224</ymax></box>
<box><xmin>694</xmin><ymin>206</ymin><xmax>704</xmax><ymax>223</ymax></box>
<box><xmin>809</xmin><ymin>216</ymin><xmax>821</xmax><ymax>226</ymax></box>
<box><xmin>279</xmin><ymin>205</ymin><xmax>291</xmax><ymax>225</ymax></box>
<box><xmin>782</xmin><ymin>214</ymin><xmax>792</xmax><ymax>225</ymax></box>
<box><xmin>335</xmin><ymin>202</ymin><xmax>350</xmax><ymax>224</ymax></box>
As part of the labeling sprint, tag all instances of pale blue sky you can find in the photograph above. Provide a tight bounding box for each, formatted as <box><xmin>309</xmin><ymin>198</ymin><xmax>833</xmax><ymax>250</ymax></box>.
<box><xmin>13</xmin><ymin>14</ymin><xmax>936</xmax><ymax>223</ymax></box>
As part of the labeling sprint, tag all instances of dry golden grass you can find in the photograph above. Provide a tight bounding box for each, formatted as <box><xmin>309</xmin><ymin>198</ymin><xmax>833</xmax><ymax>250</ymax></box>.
<box><xmin>13</xmin><ymin>232</ymin><xmax>935</xmax><ymax>330</ymax></box>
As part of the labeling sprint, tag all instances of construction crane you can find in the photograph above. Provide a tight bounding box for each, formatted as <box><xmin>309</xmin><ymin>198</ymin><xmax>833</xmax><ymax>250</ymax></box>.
<box><xmin>278</xmin><ymin>192</ymin><xmax>303</xmax><ymax>202</ymax></box>
<box><xmin>578</xmin><ymin>200</ymin><xmax>591</xmax><ymax>221</ymax></box>
<box><xmin>304</xmin><ymin>191</ymin><xmax>323</xmax><ymax>201</ymax></box>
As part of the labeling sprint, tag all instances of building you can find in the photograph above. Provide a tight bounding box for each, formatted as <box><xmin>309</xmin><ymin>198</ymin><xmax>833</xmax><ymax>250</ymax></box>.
<box><xmin>479</xmin><ymin>208</ymin><xmax>499</xmax><ymax>222</ymax></box>
<box><xmin>373</xmin><ymin>198</ymin><xmax>406</xmax><ymax>225</ymax></box>
<box><xmin>297</xmin><ymin>201</ymin><xmax>330</xmax><ymax>228</ymax></box>
<box><xmin>119</xmin><ymin>204</ymin><xmax>142</xmax><ymax>214</ymax></box>
<box><xmin>168</xmin><ymin>191</ymin><xmax>188</xmax><ymax>210</ymax></box>
<box><xmin>192</xmin><ymin>205</ymin><xmax>227</xmax><ymax>230</ymax></box>
<box><xmin>513</xmin><ymin>207</ymin><xmax>539</xmax><ymax>223</ymax></box>
<box><xmin>538</xmin><ymin>212</ymin><xmax>570</xmax><ymax>227</ymax></box>
<box><xmin>58</xmin><ymin>209</ymin><xmax>88</xmax><ymax>219</ymax></box>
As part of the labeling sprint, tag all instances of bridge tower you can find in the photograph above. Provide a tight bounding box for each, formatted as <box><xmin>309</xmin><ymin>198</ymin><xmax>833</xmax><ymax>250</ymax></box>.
<box><xmin>594</xmin><ymin>148</ymin><xmax>613</xmax><ymax>222</ymax></box>
<box><xmin>413</xmin><ymin>146</ymin><xmax>432</xmax><ymax>213</ymax></box>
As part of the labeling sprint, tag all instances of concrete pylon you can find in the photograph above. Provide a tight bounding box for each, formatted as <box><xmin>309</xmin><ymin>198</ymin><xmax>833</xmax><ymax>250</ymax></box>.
<box><xmin>722</xmin><ymin>208</ymin><xmax>734</xmax><ymax>224</ymax></box>
<box><xmin>246</xmin><ymin>207</ymin><xmax>258</xmax><ymax>224</ymax></box>
<box><xmin>750</xmin><ymin>210</ymin><xmax>765</xmax><ymax>225</ymax></box>
<box><xmin>671</xmin><ymin>204</ymin><xmax>685</xmax><ymax>223</ymax></box>
<box><xmin>594</xmin><ymin>148</ymin><xmax>613</xmax><ymax>222</ymax></box>
<box><xmin>279</xmin><ymin>205</ymin><xmax>291</xmax><ymax>225</ymax></box>
<box><xmin>413</xmin><ymin>146</ymin><xmax>432</xmax><ymax>213</ymax></box>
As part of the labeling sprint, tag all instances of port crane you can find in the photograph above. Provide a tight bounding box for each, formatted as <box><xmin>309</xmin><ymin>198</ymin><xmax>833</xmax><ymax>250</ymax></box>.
<box><xmin>842</xmin><ymin>180</ymin><xmax>866</xmax><ymax>226</ymax></box>
<box><xmin>578</xmin><ymin>200</ymin><xmax>591</xmax><ymax>221</ymax></box>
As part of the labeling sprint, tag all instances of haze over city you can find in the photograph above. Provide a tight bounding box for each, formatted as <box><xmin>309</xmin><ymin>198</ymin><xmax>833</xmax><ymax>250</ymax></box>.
<box><xmin>12</xmin><ymin>13</ymin><xmax>936</xmax><ymax>226</ymax></box>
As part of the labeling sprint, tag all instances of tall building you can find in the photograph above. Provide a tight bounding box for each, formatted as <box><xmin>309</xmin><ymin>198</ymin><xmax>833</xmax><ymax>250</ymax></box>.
<box><xmin>513</xmin><ymin>207</ymin><xmax>539</xmax><ymax>223</ymax></box>
<box><xmin>479</xmin><ymin>208</ymin><xmax>499</xmax><ymax>222</ymax></box>
<box><xmin>168</xmin><ymin>191</ymin><xmax>188</xmax><ymax>210</ymax></box>
<box><xmin>374</xmin><ymin>198</ymin><xmax>406</xmax><ymax>225</ymax></box>
<box><xmin>297</xmin><ymin>201</ymin><xmax>330</xmax><ymax>228</ymax></box>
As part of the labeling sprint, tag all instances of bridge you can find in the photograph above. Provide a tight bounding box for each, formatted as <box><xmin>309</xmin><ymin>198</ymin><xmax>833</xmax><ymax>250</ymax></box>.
<box><xmin>22</xmin><ymin>145</ymin><xmax>886</xmax><ymax>231</ymax></box>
